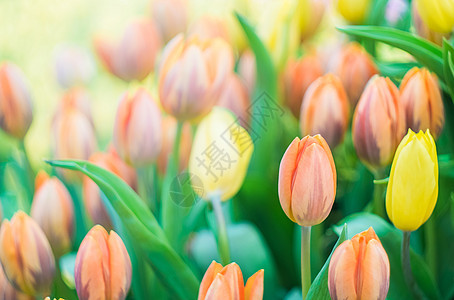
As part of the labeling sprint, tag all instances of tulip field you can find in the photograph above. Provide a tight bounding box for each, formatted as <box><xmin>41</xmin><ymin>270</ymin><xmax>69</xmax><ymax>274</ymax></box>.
<box><xmin>2</xmin><ymin>0</ymin><xmax>454</xmax><ymax>299</ymax></box>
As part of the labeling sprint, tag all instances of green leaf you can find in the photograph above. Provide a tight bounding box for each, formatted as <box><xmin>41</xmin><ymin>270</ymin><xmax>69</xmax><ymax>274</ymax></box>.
<box><xmin>46</xmin><ymin>159</ymin><xmax>199</xmax><ymax>300</ymax></box>
<box><xmin>306</xmin><ymin>224</ymin><xmax>348</xmax><ymax>300</ymax></box>
<box><xmin>442</xmin><ymin>39</ymin><xmax>454</xmax><ymax>100</ymax></box>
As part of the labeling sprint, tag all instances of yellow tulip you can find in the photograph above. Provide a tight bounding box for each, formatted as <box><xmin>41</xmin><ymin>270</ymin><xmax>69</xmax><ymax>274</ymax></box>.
<box><xmin>386</xmin><ymin>129</ymin><xmax>438</xmax><ymax>231</ymax></box>
<box><xmin>189</xmin><ymin>107</ymin><xmax>253</xmax><ymax>201</ymax></box>
<box><xmin>415</xmin><ymin>0</ymin><xmax>454</xmax><ymax>33</ymax></box>
<box><xmin>337</xmin><ymin>0</ymin><xmax>372</xmax><ymax>24</ymax></box>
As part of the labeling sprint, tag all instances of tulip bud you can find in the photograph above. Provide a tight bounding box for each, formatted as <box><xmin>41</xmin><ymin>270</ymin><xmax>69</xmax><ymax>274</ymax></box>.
<box><xmin>282</xmin><ymin>54</ymin><xmax>324</xmax><ymax>118</ymax></box>
<box><xmin>159</xmin><ymin>34</ymin><xmax>233</xmax><ymax>121</ymax></box>
<box><xmin>217</xmin><ymin>73</ymin><xmax>250</xmax><ymax>128</ymax></box>
<box><xmin>352</xmin><ymin>76</ymin><xmax>405</xmax><ymax>172</ymax></box>
<box><xmin>278</xmin><ymin>135</ymin><xmax>336</xmax><ymax>226</ymax></box>
<box><xmin>238</xmin><ymin>49</ymin><xmax>256</xmax><ymax>96</ymax></box>
<box><xmin>95</xmin><ymin>19</ymin><xmax>161</xmax><ymax>82</ymax></box>
<box><xmin>336</xmin><ymin>0</ymin><xmax>372</xmax><ymax>24</ymax></box>
<box><xmin>151</xmin><ymin>0</ymin><xmax>187</xmax><ymax>43</ymax></box>
<box><xmin>157</xmin><ymin>116</ymin><xmax>192</xmax><ymax>174</ymax></box>
<box><xmin>83</xmin><ymin>148</ymin><xmax>137</xmax><ymax>231</ymax></box>
<box><xmin>113</xmin><ymin>88</ymin><xmax>162</xmax><ymax>166</ymax></box>
<box><xmin>189</xmin><ymin>107</ymin><xmax>253</xmax><ymax>201</ymax></box>
<box><xmin>415</xmin><ymin>0</ymin><xmax>454</xmax><ymax>33</ymax></box>
<box><xmin>412</xmin><ymin>2</ymin><xmax>448</xmax><ymax>45</ymax></box>
<box><xmin>0</xmin><ymin>211</ymin><xmax>55</xmax><ymax>295</ymax></box>
<box><xmin>386</xmin><ymin>129</ymin><xmax>438</xmax><ymax>231</ymax></box>
<box><xmin>31</xmin><ymin>171</ymin><xmax>74</xmax><ymax>257</ymax></box>
<box><xmin>400</xmin><ymin>67</ymin><xmax>444</xmax><ymax>138</ymax></box>
<box><xmin>54</xmin><ymin>88</ymin><xmax>93</xmax><ymax>126</ymax></box>
<box><xmin>54</xmin><ymin>44</ymin><xmax>95</xmax><ymax>89</ymax></box>
<box><xmin>188</xmin><ymin>16</ymin><xmax>230</xmax><ymax>43</ymax></box>
<box><xmin>0</xmin><ymin>62</ymin><xmax>33</xmax><ymax>139</ymax></box>
<box><xmin>300</xmin><ymin>74</ymin><xmax>349</xmax><ymax>148</ymax></box>
<box><xmin>300</xmin><ymin>0</ymin><xmax>327</xmax><ymax>41</ymax></box>
<box><xmin>75</xmin><ymin>225</ymin><xmax>132</xmax><ymax>300</ymax></box>
<box><xmin>328</xmin><ymin>227</ymin><xmax>390</xmax><ymax>300</ymax></box>
<box><xmin>0</xmin><ymin>263</ymin><xmax>33</xmax><ymax>300</ymax></box>
<box><xmin>335</xmin><ymin>42</ymin><xmax>378</xmax><ymax>106</ymax></box>
<box><xmin>198</xmin><ymin>260</ymin><xmax>264</xmax><ymax>300</ymax></box>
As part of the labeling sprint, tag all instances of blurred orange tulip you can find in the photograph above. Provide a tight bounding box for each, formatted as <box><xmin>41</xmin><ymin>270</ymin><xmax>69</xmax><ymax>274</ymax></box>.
<box><xmin>300</xmin><ymin>74</ymin><xmax>349</xmax><ymax>148</ymax></box>
<box><xmin>0</xmin><ymin>211</ymin><xmax>55</xmax><ymax>295</ymax></box>
<box><xmin>0</xmin><ymin>62</ymin><xmax>33</xmax><ymax>139</ymax></box>
<box><xmin>328</xmin><ymin>227</ymin><xmax>390</xmax><ymax>300</ymax></box>
<box><xmin>217</xmin><ymin>73</ymin><xmax>251</xmax><ymax>128</ymax></box>
<box><xmin>113</xmin><ymin>88</ymin><xmax>162</xmax><ymax>166</ymax></box>
<box><xmin>335</xmin><ymin>43</ymin><xmax>378</xmax><ymax>107</ymax></box>
<box><xmin>151</xmin><ymin>0</ymin><xmax>188</xmax><ymax>43</ymax></box>
<box><xmin>278</xmin><ymin>135</ymin><xmax>336</xmax><ymax>226</ymax></box>
<box><xmin>282</xmin><ymin>54</ymin><xmax>324</xmax><ymax>119</ymax></box>
<box><xmin>31</xmin><ymin>171</ymin><xmax>74</xmax><ymax>257</ymax></box>
<box><xmin>188</xmin><ymin>16</ymin><xmax>230</xmax><ymax>43</ymax></box>
<box><xmin>238</xmin><ymin>49</ymin><xmax>256</xmax><ymax>96</ymax></box>
<box><xmin>54</xmin><ymin>88</ymin><xmax>93</xmax><ymax>124</ymax></box>
<box><xmin>400</xmin><ymin>67</ymin><xmax>444</xmax><ymax>138</ymax></box>
<box><xmin>352</xmin><ymin>76</ymin><xmax>405</xmax><ymax>172</ymax></box>
<box><xmin>198</xmin><ymin>261</ymin><xmax>264</xmax><ymax>300</ymax></box>
<box><xmin>95</xmin><ymin>19</ymin><xmax>161</xmax><ymax>82</ymax></box>
<box><xmin>75</xmin><ymin>225</ymin><xmax>132</xmax><ymax>300</ymax></box>
<box><xmin>158</xmin><ymin>34</ymin><xmax>234</xmax><ymax>121</ymax></box>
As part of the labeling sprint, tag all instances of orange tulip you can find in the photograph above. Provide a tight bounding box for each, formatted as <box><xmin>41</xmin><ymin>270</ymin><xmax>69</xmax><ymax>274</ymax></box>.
<box><xmin>198</xmin><ymin>261</ymin><xmax>264</xmax><ymax>300</ymax></box>
<box><xmin>335</xmin><ymin>43</ymin><xmax>378</xmax><ymax>107</ymax></box>
<box><xmin>400</xmin><ymin>67</ymin><xmax>444</xmax><ymax>138</ymax></box>
<box><xmin>238</xmin><ymin>49</ymin><xmax>256</xmax><ymax>96</ymax></box>
<box><xmin>0</xmin><ymin>62</ymin><xmax>33</xmax><ymax>139</ymax></box>
<box><xmin>113</xmin><ymin>88</ymin><xmax>162</xmax><ymax>166</ymax></box>
<box><xmin>75</xmin><ymin>225</ymin><xmax>132</xmax><ymax>300</ymax></box>
<box><xmin>188</xmin><ymin>16</ymin><xmax>230</xmax><ymax>43</ymax></box>
<box><xmin>300</xmin><ymin>74</ymin><xmax>349</xmax><ymax>148</ymax></box>
<box><xmin>0</xmin><ymin>211</ymin><xmax>55</xmax><ymax>295</ymax></box>
<box><xmin>158</xmin><ymin>34</ymin><xmax>234</xmax><ymax>121</ymax></box>
<box><xmin>31</xmin><ymin>171</ymin><xmax>75</xmax><ymax>257</ymax></box>
<box><xmin>54</xmin><ymin>88</ymin><xmax>93</xmax><ymax>125</ymax></box>
<box><xmin>278</xmin><ymin>135</ymin><xmax>336</xmax><ymax>226</ymax></box>
<box><xmin>151</xmin><ymin>0</ymin><xmax>188</xmax><ymax>43</ymax></box>
<box><xmin>217</xmin><ymin>73</ymin><xmax>250</xmax><ymax>128</ymax></box>
<box><xmin>0</xmin><ymin>262</ymin><xmax>33</xmax><ymax>300</ymax></box>
<box><xmin>94</xmin><ymin>19</ymin><xmax>161</xmax><ymax>82</ymax></box>
<box><xmin>282</xmin><ymin>54</ymin><xmax>324</xmax><ymax>118</ymax></box>
<box><xmin>328</xmin><ymin>227</ymin><xmax>390</xmax><ymax>300</ymax></box>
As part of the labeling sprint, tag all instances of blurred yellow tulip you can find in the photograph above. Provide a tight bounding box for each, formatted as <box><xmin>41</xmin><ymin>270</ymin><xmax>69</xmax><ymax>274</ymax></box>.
<box><xmin>415</xmin><ymin>0</ymin><xmax>454</xmax><ymax>33</ymax></box>
<box><xmin>337</xmin><ymin>0</ymin><xmax>372</xmax><ymax>24</ymax></box>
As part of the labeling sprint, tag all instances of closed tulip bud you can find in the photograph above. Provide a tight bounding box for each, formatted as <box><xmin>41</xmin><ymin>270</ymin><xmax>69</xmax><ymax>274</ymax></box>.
<box><xmin>188</xmin><ymin>16</ymin><xmax>230</xmax><ymax>43</ymax></box>
<box><xmin>238</xmin><ymin>49</ymin><xmax>256</xmax><ymax>96</ymax></box>
<box><xmin>189</xmin><ymin>107</ymin><xmax>253</xmax><ymax>201</ymax></box>
<box><xmin>159</xmin><ymin>34</ymin><xmax>233</xmax><ymax>121</ymax></box>
<box><xmin>335</xmin><ymin>43</ymin><xmax>378</xmax><ymax>106</ymax></box>
<box><xmin>415</xmin><ymin>0</ymin><xmax>454</xmax><ymax>33</ymax></box>
<box><xmin>54</xmin><ymin>44</ymin><xmax>95</xmax><ymax>89</ymax></box>
<box><xmin>31</xmin><ymin>171</ymin><xmax>74</xmax><ymax>257</ymax></box>
<box><xmin>0</xmin><ymin>62</ymin><xmax>33</xmax><ymax>139</ymax></box>
<box><xmin>54</xmin><ymin>88</ymin><xmax>93</xmax><ymax>125</ymax></box>
<box><xmin>300</xmin><ymin>0</ymin><xmax>327</xmax><ymax>41</ymax></box>
<box><xmin>386</xmin><ymin>129</ymin><xmax>438</xmax><ymax>231</ymax></box>
<box><xmin>282</xmin><ymin>54</ymin><xmax>324</xmax><ymax>118</ymax></box>
<box><xmin>113</xmin><ymin>88</ymin><xmax>162</xmax><ymax>166</ymax></box>
<box><xmin>95</xmin><ymin>19</ymin><xmax>161</xmax><ymax>82</ymax></box>
<box><xmin>75</xmin><ymin>225</ymin><xmax>132</xmax><ymax>300</ymax></box>
<box><xmin>278</xmin><ymin>135</ymin><xmax>336</xmax><ymax>226</ymax></box>
<box><xmin>84</xmin><ymin>148</ymin><xmax>137</xmax><ymax>231</ymax></box>
<box><xmin>412</xmin><ymin>2</ymin><xmax>448</xmax><ymax>45</ymax></box>
<box><xmin>300</xmin><ymin>74</ymin><xmax>349</xmax><ymax>148</ymax></box>
<box><xmin>217</xmin><ymin>73</ymin><xmax>250</xmax><ymax>128</ymax></box>
<box><xmin>198</xmin><ymin>261</ymin><xmax>264</xmax><ymax>300</ymax></box>
<box><xmin>0</xmin><ymin>263</ymin><xmax>33</xmax><ymax>300</ymax></box>
<box><xmin>328</xmin><ymin>227</ymin><xmax>390</xmax><ymax>300</ymax></box>
<box><xmin>0</xmin><ymin>211</ymin><xmax>55</xmax><ymax>295</ymax></box>
<box><xmin>352</xmin><ymin>76</ymin><xmax>405</xmax><ymax>172</ymax></box>
<box><xmin>400</xmin><ymin>68</ymin><xmax>444</xmax><ymax>138</ymax></box>
<box><xmin>157</xmin><ymin>116</ymin><xmax>192</xmax><ymax>174</ymax></box>
<box><xmin>337</xmin><ymin>0</ymin><xmax>372</xmax><ymax>24</ymax></box>
<box><xmin>151</xmin><ymin>0</ymin><xmax>187</xmax><ymax>43</ymax></box>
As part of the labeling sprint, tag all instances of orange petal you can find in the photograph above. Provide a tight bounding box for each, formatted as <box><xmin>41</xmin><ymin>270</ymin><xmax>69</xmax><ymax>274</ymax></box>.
<box><xmin>328</xmin><ymin>240</ymin><xmax>357</xmax><ymax>300</ymax></box>
<box><xmin>220</xmin><ymin>263</ymin><xmax>244</xmax><ymax>300</ymax></box>
<box><xmin>108</xmin><ymin>231</ymin><xmax>132</xmax><ymax>300</ymax></box>
<box><xmin>245</xmin><ymin>269</ymin><xmax>264</xmax><ymax>300</ymax></box>
<box><xmin>278</xmin><ymin>137</ymin><xmax>300</xmax><ymax>223</ymax></box>
<box><xmin>204</xmin><ymin>274</ymin><xmax>232</xmax><ymax>300</ymax></box>
<box><xmin>198</xmin><ymin>261</ymin><xmax>224</xmax><ymax>300</ymax></box>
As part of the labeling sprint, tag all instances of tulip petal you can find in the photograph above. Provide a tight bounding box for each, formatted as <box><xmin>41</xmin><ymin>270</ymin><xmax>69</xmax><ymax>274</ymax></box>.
<box><xmin>278</xmin><ymin>137</ymin><xmax>300</xmax><ymax>222</ymax></box>
<box><xmin>328</xmin><ymin>241</ymin><xmax>357</xmax><ymax>300</ymax></box>
<box><xmin>108</xmin><ymin>231</ymin><xmax>132</xmax><ymax>300</ymax></box>
<box><xmin>244</xmin><ymin>269</ymin><xmax>264</xmax><ymax>300</ymax></box>
<box><xmin>198</xmin><ymin>261</ymin><xmax>224</xmax><ymax>300</ymax></box>
<box><xmin>204</xmin><ymin>274</ymin><xmax>232</xmax><ymax>300</ymax></box>
<box><xmin>220</xmin><ymin>263</ymin><xmax>244</xmax><ymax>300</ymax></box>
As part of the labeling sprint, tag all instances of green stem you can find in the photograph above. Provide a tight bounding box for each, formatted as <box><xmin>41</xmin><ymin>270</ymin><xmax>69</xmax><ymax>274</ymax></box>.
<box><xmin>424</xmin><ymin>217</ymin><xmax>437</xmax><ymax>278</ymax></box>
<box><xmin>211</xmin><ymin>192</ymin><xmax>230</xmax><ymax>265</ymax></box>
<box><xmin>401</xmin><ymin>231</ymin><xmax>425</xmax><ymax>300</ymax></box>
<box><xmin>301</xmin><ymin>226</ymin><xmax>311</xmax><ymax>300</ymax></box>
<box><xmin>372</xmin><ymin>169</ymin><xmax>387</xmax><ymax>218</ymax></box>
<box><xmin>137</xmin><ymin>164</ymin><xmax>158</xmax><ymax>213</ymax></box>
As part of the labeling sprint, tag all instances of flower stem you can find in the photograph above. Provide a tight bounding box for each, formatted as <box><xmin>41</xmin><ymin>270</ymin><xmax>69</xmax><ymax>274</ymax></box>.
<box><xmin>424</xmin><ymin>216</ymin><xmax>437</xmax><ymax>278</ymax></box>
<box><xmin>301</xmin><ymin>226</ymin><xmax>312</xmax><ymax>300</ymax></box>
<box><xmin>401</xmin><ymin>231</ymin><xmax>425</xmax><ymax>300</ymax></box>
<box><xmin>211</xmin><ymin>192</ymin><xmax>230</xmax><ymax>265</ymax></box>
<box><xmin>372</xmin><ymin>169</ymin><xmax>387</xmax><ymax>218</ymax></box>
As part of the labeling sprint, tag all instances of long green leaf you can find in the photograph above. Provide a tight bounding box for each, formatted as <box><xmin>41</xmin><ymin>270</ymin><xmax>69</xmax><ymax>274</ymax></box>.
<box><xmin>442</xmin><ymin>39</ymin><xmax>454</xmax><ymax>100</ymax></box>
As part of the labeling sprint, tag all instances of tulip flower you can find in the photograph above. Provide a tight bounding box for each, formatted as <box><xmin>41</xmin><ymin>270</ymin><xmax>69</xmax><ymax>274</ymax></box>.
<box><xmin>75</xmin><ymin>225</ymin><xmax>132</xmax><ymax>300</ymax></box>
<box><xmin>94</xmin><ymin>19</ymin><xmax>161</xmax><ymax>82</ymax></box>
<box><xmin>336</xmin><ymin>0</ymin><xmax>372</xmax><ymax>24</ymax></box>
<box><xmin>0</xmin><ymin>263</ymin><xmax>33</xmax><ymax>300</ymax></box>
<box><xmin>386</xmin><ymin>129</ymin><xmax>438</xmax><ymax>232</ymax></box>
<box><xmin>238</xmin><ymin>49</ymin><xmax>256</xmax><ymax>96</ymax></box>
<box><xmin>54</xmin><ymin>44</ymin><xmax>95</xmax><ymax>89</ymax></box>
<box><xmin>300</xmin><ymin>0</ymin><xmax>327</xmax><ymax>41</ymax></box>
<box><xmin>158</xmin><ymin>34</ymin><xmax>233</xmax><ymax>121</ymax></box>
<box><xmin>217</xmin><ymin>73</ymin><xmax>250</xmax><ymax>128</ymax></box>
<box><xmin>31</xmin><ymin>171</ymin><xmax>75</xmax><ymax>257</ymax></box>
<box><xmin>352</xmin><ymin>76</ymin><xmax>405</xmax><ymax>173</ymax></box>
<box><xmin>0</xmin><ymin>211</ymin><xmax>55</xmax><ymax>295</ymax></box>
<box><xmin>188</xmin><ymin>16</ymin><xmax>230</xmax><ymax>43</ymax></box>
<box><xmin>400</xmin><ymin>67</ymin><xmax>444</xmax><ymax>138</ymax></box>
<box><xmin>83</xmin><ymin>148</ymin><xmax>137</xmax><ymax>231</ymax></box>
<box><xmin>335</xmin><ymin>42</ymin><xmax>378</xmax><ymax>106</ymax></box>
<box><xmin>113</xmin><ymin>88</ymin><xmax>162</xmax><ymax>166</ymax></box>
<box><xmin>328</xmin><ymin>227</ymin><xmax>390</xmax><ymax>300</ymax></box>
<box><xmin>412</xmin><ymin>2</ymin><xmax>447</xmax><ymax>45</ymax></box>
<box><xmin>54</xmin><ymin>88</ymin><xmax>93</xmax><ymax>124</ymax></box>
<box><xmin>415</xmin><ymin>0</ymin><xmax>454</xmax><ymax>33</ymax></box>
<box><xmin>0</xmin><ymin>62</ymin><xmax>33</xmax><ymax>140</ymax></box>
<box><xmin>198</xmin><ymin>261</ymin><xmax>264</xmax><ymax>300</ymax></box>
<box><xmin>282</xmin><ymin>54</ymin><xmax>324</xmax><ymax>119</ymax></box>
<box><xmin>300</xmin><ymin>74</ymin><xmax>349</xmax><ymax>148</ymax></box>
<box><xmin>151</xmin><ymin>0</ymin><xmax>187</xmax><ymax>43</ymax></box>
